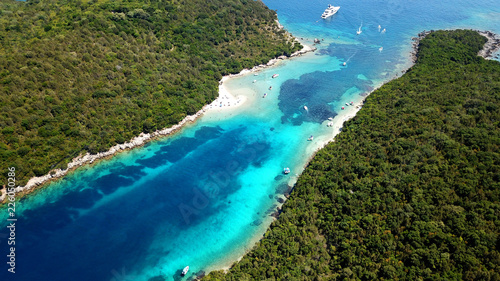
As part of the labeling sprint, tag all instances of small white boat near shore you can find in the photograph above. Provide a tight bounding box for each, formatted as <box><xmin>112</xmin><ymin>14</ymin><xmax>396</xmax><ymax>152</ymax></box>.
<box><xmin>272</xmin><ymin>74</ymin><xmax>279</xmax><ymax>78</ymax></box>
<box><xmin>181</xmin><ymin>266</ymin><xmax>189</xmax><ymax>276</ymax></box>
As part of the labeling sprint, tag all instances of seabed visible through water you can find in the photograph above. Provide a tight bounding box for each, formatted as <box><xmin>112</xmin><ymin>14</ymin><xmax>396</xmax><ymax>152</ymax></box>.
<box><xmin>1</xmin><ymin>0</ymin><xmax>499</xmax><ymax>280</ymax></box>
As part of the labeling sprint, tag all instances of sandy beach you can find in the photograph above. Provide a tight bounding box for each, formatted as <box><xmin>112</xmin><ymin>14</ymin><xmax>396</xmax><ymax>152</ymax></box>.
<box><xmin>0</xmin><ymin>41</ymin><xmax>315</xmax><ymax>203</ymax></box>
<box><xmin>205</xmin><ymin>77</ymin><xmax>248</xmax><ymax>112</ymax></box>
<box><xmin>2</xmin><ymin>29</ymin><xmax>496</xmax><ymax>204</ymax></box>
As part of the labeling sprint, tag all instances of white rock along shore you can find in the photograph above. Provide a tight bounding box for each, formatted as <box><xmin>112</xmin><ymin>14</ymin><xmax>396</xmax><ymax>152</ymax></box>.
<box><xmin>3</xmin><ymin>29</ymin><xmax>496</xmax><ymax>202</ymax></box>
<box><xmin>0</xmin><ymin>41</ymin><xmax>315</xmax><ymax>202</ymax></box>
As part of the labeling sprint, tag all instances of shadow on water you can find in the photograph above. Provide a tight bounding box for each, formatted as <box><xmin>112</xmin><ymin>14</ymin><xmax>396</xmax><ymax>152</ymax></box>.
<box><xmin>8</xmin><ymin>124</ymin><xmax>274</xmax><ymax>281</ymax></box>
<box><xmin>136</xmin><ymin>126</ymin><xmax>225</xmax><ymax>168</ymax></box>
<box><xmin>279</xmin><ymin>42</ymin><xmax>377</xmax><ymax>126</ymax></box>
<box><xmin>278</xmin><ymin>72</ymin><xmax>337</xmax><ymax>126</ymax></box>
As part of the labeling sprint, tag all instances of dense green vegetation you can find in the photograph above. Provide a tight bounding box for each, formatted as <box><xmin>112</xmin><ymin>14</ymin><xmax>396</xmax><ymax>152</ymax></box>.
<box><xmin>204</xmin><ymin>30</ymin><xmax>500</xmax><ymax>280</ymax></box>
<box><xmin>0</xmin><ymin>0</ymin><xmax>301</xmax><ymax>185</ymax></box>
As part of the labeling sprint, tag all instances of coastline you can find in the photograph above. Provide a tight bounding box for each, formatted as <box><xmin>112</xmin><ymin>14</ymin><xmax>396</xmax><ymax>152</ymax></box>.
<box><xmin>0</xmin><ymin>42</ymin><xmax>316</xmax><ymax>203</ymax></box>
<box><xmin>410</xmin><ymin>29</ymin><xmax>500</xmax><ymax>62</ymax></box>
<box><xmin>1</xmin><ymin>24</ymin><xmax>497</xmax><ymax>279</ymax></box>
<box><xmin>477</xmin><ymin>30</ymin><xmax>500</xmax><ymax>59</ymax></box>
<box><xmin>205</xmin><ymin>29</ymin><xmax>500</xmax><ymax>274</ymax></box>
<box><xmin>315</xmin><ymin>29</ymin><xmax>500</xmax><ymax>166</ymax></box>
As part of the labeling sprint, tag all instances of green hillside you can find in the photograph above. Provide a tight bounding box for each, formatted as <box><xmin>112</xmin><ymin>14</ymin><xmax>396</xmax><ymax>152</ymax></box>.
<box><xmin>0</xmin><ymin>0</ymin><xmax>301</xmax><ymax>185</ymax></box>
<box><xmin>204</xmin><ymin>30</ymin><xmax>500</xmax><ymax>280</ymax></box>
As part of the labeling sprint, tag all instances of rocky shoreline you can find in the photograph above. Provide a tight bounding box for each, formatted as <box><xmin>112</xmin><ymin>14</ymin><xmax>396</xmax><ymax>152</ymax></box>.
<box><xmin>410</xmin><ymin>29</ymin><xmax>500</xmax><ymax>63</ymax></box>
<box><xmin>0</xmin><ymin>42</ymin><xmax>316</xmax><ymax>203</ymax></box>
<box><xmin>3</xmin><ymin>29</ymin><xmax>495</xmax><ymax>203</ymax></box>
<box><xmin>410</xmin><ymin>30</ymin><xmax>432</xmax><ymax>63</ymax></box>
<box><xmin>267</xmin><ymin>29</ymin><xmax>500</xmax><ymax>221</ymax></box>
<box><xmin>477</xmin><ymin>30</ymin><xmax>500</xmax><ymax>59</ymax></box>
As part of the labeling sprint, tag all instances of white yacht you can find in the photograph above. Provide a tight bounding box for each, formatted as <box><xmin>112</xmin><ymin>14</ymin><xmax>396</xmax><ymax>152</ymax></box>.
<box><xmin>321</xmin><ymin>4</ymin><xmax>340</xmax><ymax>19</ymax></box>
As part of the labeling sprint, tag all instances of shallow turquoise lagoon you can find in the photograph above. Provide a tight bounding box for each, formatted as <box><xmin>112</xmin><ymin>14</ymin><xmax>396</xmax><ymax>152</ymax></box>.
<box><xmin>1</xmin><ymin>0</ymin><xmax>499</xmax><ymax>280</ymax></box>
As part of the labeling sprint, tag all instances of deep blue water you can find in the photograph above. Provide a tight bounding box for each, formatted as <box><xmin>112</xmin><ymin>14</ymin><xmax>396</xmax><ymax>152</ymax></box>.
<box><xmin>1</xmin><ymin>0</ymin><xmax>499</xmax><ymax>280</ymax></box>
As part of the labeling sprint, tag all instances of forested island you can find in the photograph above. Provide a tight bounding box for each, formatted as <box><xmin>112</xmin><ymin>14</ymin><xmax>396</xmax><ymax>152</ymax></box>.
<box><xmin>204</xmin><ymin>30</ymin><xmax>500</xmax><ymax>280</ymax></box>
<box><xmin>0</xmin><ymin>0</ymin><xmax>301</xmax><ymax>188</ymax></box>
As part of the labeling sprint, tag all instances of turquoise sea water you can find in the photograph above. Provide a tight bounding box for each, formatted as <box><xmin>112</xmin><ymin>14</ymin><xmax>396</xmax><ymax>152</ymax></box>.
<box><xmin>1</xmin><ymin>0</ymin><xmax>499</xmax><ymax>280</ymax></box>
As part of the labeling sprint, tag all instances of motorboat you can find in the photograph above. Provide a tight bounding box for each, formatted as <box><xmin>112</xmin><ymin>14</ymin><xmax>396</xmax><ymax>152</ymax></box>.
<box><xmin>308</xmin><ymin>135</ymin><xmax>314</xmax><ymax>141</ymax></box>
<box><xmin>343</xmin><ymin>62</ymin><xmax>346</xmax><ymax>66</ymax></box>
<box><xmin>272</xmin><ymin>74</ymin><xmax>279</xmax><ymax>78</ymax></box>
<box><xmin>304</xmin><ymin>105</ymin><xmax>308</xmax><ymax>111</ymax></box>
<box><xmin>321</xmin><ymin>4</ymin><xmax>340</xmax><ymax>19</ymax></box>
<box><xmin>284</xmin><ymin>167</ymin><xmax>291</xmax><ymax>174</ymax></box>
<box><xmin>181</xmin><ymin>266</ymin><xmax>189</xmax><ymax>276</ymax></box>
<box><xmin>263</xmin><ymin>93</ymin><xmax>267</xmax><ymax>98</ymax></box>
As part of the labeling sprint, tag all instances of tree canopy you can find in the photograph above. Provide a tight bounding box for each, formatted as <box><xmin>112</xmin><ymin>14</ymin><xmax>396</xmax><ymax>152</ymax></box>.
<box><xmin>204</xmin><ymin>30</ymin><xmax>500</xmax><ymax>281</ymax></box>
<box><xmin>0</xmin><ymin>0</ymin><xmax>301</xmax><ymax>185</ymax></box>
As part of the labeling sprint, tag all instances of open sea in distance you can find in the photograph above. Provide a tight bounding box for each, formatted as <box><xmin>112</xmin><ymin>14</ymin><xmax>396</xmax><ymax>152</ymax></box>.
<box><xmin>1</xmin><ymin>0</ymin><xmax>499</xmax><ymax>280</ymax></box>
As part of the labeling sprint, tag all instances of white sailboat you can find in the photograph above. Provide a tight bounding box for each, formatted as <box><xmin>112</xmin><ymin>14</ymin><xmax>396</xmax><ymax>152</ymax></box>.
<box><xmin>356</xmin><ymin>23</ymin><xmax>362</xmax><ymax>35</ymax></box>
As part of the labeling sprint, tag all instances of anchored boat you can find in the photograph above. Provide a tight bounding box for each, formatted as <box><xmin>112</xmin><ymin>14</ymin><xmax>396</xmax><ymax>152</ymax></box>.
<box><xmin>321</xmin><ymin>4</ymin><xmax>340</xmax><ymax>19</ymax></box>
